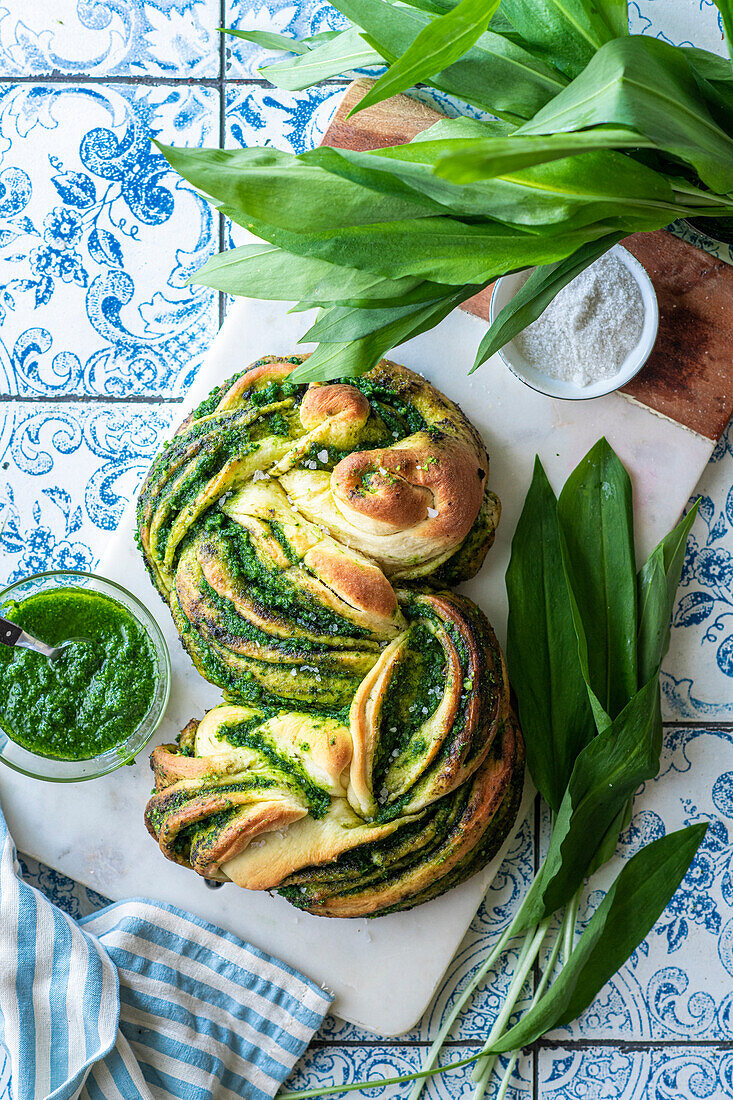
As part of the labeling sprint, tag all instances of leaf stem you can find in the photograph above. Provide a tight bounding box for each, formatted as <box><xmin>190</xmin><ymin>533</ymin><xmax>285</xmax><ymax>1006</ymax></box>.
<box><xmin>470</xmin><ymin>918</ymin><xmax>551</xmax><ymax>1098</ymax></box>
<box><xmin>408</xmin><ymin>917</ymin><xmax>517</xmax><ymax>1100</ymax></box>
<box><xmin>563</xmin><ymin>887</ymin><xmax>581</xmax><ymax>962</ymax></box>
<box><xmin>278</xmin><ymin>1052</ymin><xmax>484</xmax><ymax>1100</ymax></box>
<box><xmin>492</xmin><ymin>913</ymin><xmax>566</xmax><ymax>1100</ymax></box>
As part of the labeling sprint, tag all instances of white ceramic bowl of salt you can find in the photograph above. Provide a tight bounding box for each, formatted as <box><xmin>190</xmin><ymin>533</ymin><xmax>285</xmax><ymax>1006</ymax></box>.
<box><xmin>489</xmin><ymin>244</ymin><xmax>659</xmax><ymax>400</ymax></box>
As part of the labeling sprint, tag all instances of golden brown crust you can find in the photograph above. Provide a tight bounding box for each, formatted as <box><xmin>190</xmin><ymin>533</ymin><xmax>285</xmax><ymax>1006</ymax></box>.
<box><xmin>332</xmin><ymin>437</ymin><xmax>485</xmax><ymax>546</ymax></box>
<box><xmin>300</xmin><ymin>383</ymin><xmax>371</xmax><ymax>437</ymax></box>
<box><xmin>303</xmin><ymin>544</ymin><xmax>399</xmax><ymax>626</ymax></box>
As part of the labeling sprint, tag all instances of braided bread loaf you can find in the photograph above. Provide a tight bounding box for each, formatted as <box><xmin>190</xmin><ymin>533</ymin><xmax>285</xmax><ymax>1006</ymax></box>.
<box><xmin>139</xmin><ymin>355</ymin><xmax>524</xmax><ymax>917</ymax></box>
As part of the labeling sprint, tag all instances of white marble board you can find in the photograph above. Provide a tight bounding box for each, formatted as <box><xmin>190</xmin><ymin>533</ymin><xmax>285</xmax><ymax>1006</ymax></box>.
<box><xmin>0</xmin><ymin>297</ymin><xmax>714</xmax><ymax>1035</ymax></box>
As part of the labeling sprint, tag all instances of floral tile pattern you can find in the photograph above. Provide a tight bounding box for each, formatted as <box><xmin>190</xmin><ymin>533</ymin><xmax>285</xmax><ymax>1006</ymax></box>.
<box><xmin>538</xmin><ymin>1046</ymin><xmax>733</xmax><ymax>1100</ymax></box>
<box><xmin>0</xmin><ymin>83</ymin><xmax>219</xmax><ymax>400</ymax></box>
<box><xmin>224</xmin><ymin>0</ymin><xmax>348</xmax><ymax>77</ymax></box>
<box><xmin>0</xmin><ymin>400</ymin><xmax>174</xmax><ymax>580</ymax></box>
<box><xmin>662</xmin><ymin>420</ymin><xmax>733</xmax><ymax>720</ymax></box>
<box><xmin>226</xmin><ymin>80</ymin><xmax>345</xmax><ymax>154</ymax></box>
<box><xmin>2</xmin><ymin>2</ymin><xmax>733</xmax><ymax>1100</ymax></box>
<box><xmin>0</xmin><ymin>0</ymin><xmax>221</xmax><ymax>77</ymax></box>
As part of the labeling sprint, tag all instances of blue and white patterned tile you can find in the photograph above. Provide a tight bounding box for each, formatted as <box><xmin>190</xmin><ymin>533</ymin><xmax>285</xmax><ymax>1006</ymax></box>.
<box><xmin>287</xmin><ymin>1043</ymin><xmax>532</xmax><ymax>1100</ymax></box>
<box><xmin>226</xmin><ymin>81</ymin><xmax>345</xmax><ymax>154</ymax></box>
<box><xmin>0</xmin><ymin>400</ymin><xmax>175</xmax><ymax>585</ymax></box>
<box><xmin>630</xmin><ymin>0</ymin><xmax>727</xmax><ymax>53</ymax></box>
<box><xmin>225</xmin><ymin>0</ymin><xmax>348</xmax><ymax>77</ymax></box>
<box><xmin>541</xmin><ymin>728</ymin><xmax>733</xmax><ymax>1043</ymax></box>
<box><xmin>0</xmin><ymin>83</ymin><xmax>218</xmax><ymax>400</ymax></box>
<box><xmin>17</xmin><ymin>854</ymin><xmax>110</xmax><ymax>919</ymax></box>
<box><xmin>662</xmin><ymin>420</ymin><xmax>733</xmax><ymax>721</ymax></box>
<box><xmin>538</xmin><ymin>1046</ymin><xmax>733</xmax><ymax>1100</ymax></box>
<box><xmin>0</xmin><ymin>0</ymin><xmax>220</xmax><ymax>77</ymax></box>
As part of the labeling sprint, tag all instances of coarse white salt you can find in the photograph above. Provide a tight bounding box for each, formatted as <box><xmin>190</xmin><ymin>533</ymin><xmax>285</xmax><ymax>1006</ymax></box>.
<box><xmin>513</xmin><ymin>252</ymin><xmax>644</xmax><ymax>388</ymax></box>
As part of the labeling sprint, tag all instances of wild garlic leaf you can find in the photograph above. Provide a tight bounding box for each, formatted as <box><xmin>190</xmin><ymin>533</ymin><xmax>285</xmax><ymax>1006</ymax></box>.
<box><xmin>156</xmin><ymin>143</ymin><xmax>435</xmax><ymax>231</ymax></box>
<box><xmin>514</xmin><ymin>676</ymin><xmax>663</xmax><ymax>932</ymax></box>
<box><xmin>558</xmin><ymin>438</ymin><xmax>638</xmax><ymax>722</ymax></box>
<box><xmin>490</xmin><ymin>824</ymin><xmax>708</xmax><ymax>1053</ymax></box>
<box><xmin>434</xmin><ymin>128</ymin><xmax>655</xmax><ymax>182</ymax></box>
<box><xmin>300</xmin><ymin>295</ymin><xmax>450</xmax><ymax>342</ymax></box>
<box><xmin>637</xmin><ymin>501</ymin><xmax>700</xmax><ymax>686</ymax></box>
<box><xmin>468</xmin><ymin>233</ymin><xmax>623</xmax><ymax>370</ymax></box>
<box><xmin>506</xmin><ymin>457</ymin><xmax>596</xmax><ymax>812</ymax></box>
<box><xmin>518</xmin><ymin>37</ymin><xmax>733</xmax><ymax>195</ymax></box>
<box><xmin>500</xmin><ymin>0</ymin><xmax>619</xmax><ymax>78</ymax></box>
<box><xmin>329</xmin><ymin>0</ymin><xmax>566</xmax><ymax>119</ymax></box>
<box><xmin>290</xmin><ymin>290</ymin><xmax>467</xmax><ymax>381</ymax></box>
<box><xmin>261</xmin><ymin>26</ymin><xmax>382</xmax><ymax>90</ymax></box>
<box><xmin>189</xmin><ymin>242</ymin><xmax>423</xmax><ymax>302</ymax></box>
<box><xmin>219</xmin><ymin>27</ymin><xmax>311</xmax><ymax>53</ymax></box>
<box><xmin>238</xmin><ymin>210</ymin><xmax>619</xmax><ymax>286</ymax></box>
<box><xmin>313</xmin><ymin>141</ymin><xmax>678</xmax><ymax>229</ymax></box>
<box><xmin>350</xmin><ymin>0</ymin><xmax>502</xmax><ymax>115</ymax></box>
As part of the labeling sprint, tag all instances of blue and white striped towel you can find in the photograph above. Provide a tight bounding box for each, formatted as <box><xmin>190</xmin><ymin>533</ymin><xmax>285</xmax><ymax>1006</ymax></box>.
<box><xmin>0</xmin><ymin>804</ymin><xmax>332</xmax><ymax>1100</ymax></box>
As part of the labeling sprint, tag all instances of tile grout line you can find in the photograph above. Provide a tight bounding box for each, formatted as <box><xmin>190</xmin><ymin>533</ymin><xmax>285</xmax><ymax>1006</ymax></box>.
<box><xmin>0</xmin><ymin>73</ymin><xmax>352</xmax><ymax>86</ymax></box>
<box><xmin>310</xmin><ymin>1038</ymin><xmax>733</xmax><ymax>1050</ymax></box>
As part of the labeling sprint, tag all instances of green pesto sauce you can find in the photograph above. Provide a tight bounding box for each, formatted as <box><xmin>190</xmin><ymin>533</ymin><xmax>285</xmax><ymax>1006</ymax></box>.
<box><xmin>374</xmin><ymin>622</ymin><xmax>445</xmax><ymax>787</ymax></box>
<box><xmin>0</xmin><ymin>588</ymin><xmax>158</xmax><ymax>761</ymax></box>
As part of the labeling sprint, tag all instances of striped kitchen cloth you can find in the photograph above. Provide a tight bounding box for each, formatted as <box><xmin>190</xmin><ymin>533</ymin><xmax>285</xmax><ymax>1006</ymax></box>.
<box><xmin>0</xmin><ymin>804</ymin><xmax>332</xmax><ymax>1100</ymax></box>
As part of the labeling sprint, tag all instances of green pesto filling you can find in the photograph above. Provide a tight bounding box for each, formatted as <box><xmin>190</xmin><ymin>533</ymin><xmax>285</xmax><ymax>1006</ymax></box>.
<box><xmin>217</xmin><ymin>721</ymin><xmax>331</xmax><ymax>818</ymax></box>
<box><xmin>374</xmin><ymin>622</ymin><xmax>445</xmax><ymax>787</ymax></box>
<box><xmin>206</xmin><ymin>513</ymin><xmax>371</xmax><ymax>640</ymax></box>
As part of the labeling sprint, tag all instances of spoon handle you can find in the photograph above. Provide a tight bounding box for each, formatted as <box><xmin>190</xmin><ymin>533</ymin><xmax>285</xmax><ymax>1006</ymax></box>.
<box><xmin>0</xmin><ymin>617</ymin><xmax>57</xmax><ymax>659</ymax></box>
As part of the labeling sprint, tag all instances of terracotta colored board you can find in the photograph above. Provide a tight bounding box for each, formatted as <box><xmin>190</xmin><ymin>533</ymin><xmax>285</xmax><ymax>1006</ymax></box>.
<box><xmin>320</xmin><ymin>78</ymin><xmax>443</xmax><ymax>149</ymax></box>
<box><xmin>320</xmin><ymin>79</ymin><xmax>733</xmax><ymax>442</ymax></box>
<box><xmin>620</xmin><ymin>232</ymin><xmax>733</xmax><ymax>441</ymax></box>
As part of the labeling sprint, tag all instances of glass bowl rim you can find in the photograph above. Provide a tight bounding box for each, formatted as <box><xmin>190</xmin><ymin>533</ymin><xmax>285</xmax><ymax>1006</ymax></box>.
<box><xmin>0</xmin><ymin>568</ymin><xmax>172</xmax><ymax>782</ymax></box>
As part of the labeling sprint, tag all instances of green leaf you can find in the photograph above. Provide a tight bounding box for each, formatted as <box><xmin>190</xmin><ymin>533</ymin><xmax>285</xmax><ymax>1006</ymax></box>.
<box><xmin>309</xmin><ymin>140</ymin><xmax>678</xmax><ymax>230</ymax></box>
<box><xmin>490</xmin><ymin>823</ymin><xmax>708</xmax><ymax>1053</ymax></box>
<box><xmin>290</xmin><ymin>289</ymin><xmax>468</xmax><ymax>382</ymax></box>
<box><xmin>500</xmin><ymin>0</ymin><xmax>618</xmax><ymax>78</ymax></box>
<box><xmin>518</xmin><ymin>37</ymin><xmax>733</xmax><ymax>195</ymax></box>
<box><xmin>236</xmin><ymin>205</ymin><xmax>621</xmax><ymax>286</ymax></box>
<box><xmin>506</xmin><ymin>457</ymin><xmax>596</xmax><ymax>812</ymax></box>
<box><xmin>558</xmin><ymin>437</ymin><xmax>638</xmax><ymax>721</ymax></box>
<box><xmin>468</xmin><ymin>233</ymin><xmax>623</xmax><ymax>371</ymax></box>
<box><xmin>220</xmin><ymin>27</ymin><xmax>310</xmax><ymax>53</ymax></box>
<box><xmin>637</xmin><ymin>501</ymin><xmax>700</xmax><ymax>686</ymax></box>
<box><xmin>434</xmin><ymin>128</ymin><xmax>655</xmax><ymax>182</ymax></box>
<box><xmin>328</xmin><ymin>0</ymin><xmax>566</xmax><ymax>119</ymax></box>
<box><xmin>261</xmin><ymin>26</ymin><xmax>382</xmax><ymax>90</ymax></box>
<box><xmin>156</xmin><ymin>143</ymin><xmax>435</xmax><ymax>231</ymax></box>
<box><xmin>515</xmin><ymin>676</ymin><xmax>662</xmax><ymax>931</ymax></box>
<box><xmin>350</xmin><ymin>0</ymin><xmax>501</xmax><ymax>115</ymax></box>
<box><xmin>713</xmin><ymin>0</ymin><xmax>733</xmax><ymax>62</ymax></box>
<box><xmin>190</xmin><ymin>242</ymin><xmax>424</xmax><ymax>302</ymax></box>
<box><xmin>188</xmin><ymin>240</ymin><xmax>435</xmax><ymax>305</ymax></box>
<box><xmin>299</xmin><ymin>286</ymin><xmax>475</xmax><ymax>342</ymax></box>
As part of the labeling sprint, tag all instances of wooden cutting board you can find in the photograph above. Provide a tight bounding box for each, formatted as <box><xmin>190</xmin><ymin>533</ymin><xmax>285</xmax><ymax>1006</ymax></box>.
<box><xmin>322</xmin><ymin>79</ymin><xmax>733</xmax><ymax>444</ymax></box>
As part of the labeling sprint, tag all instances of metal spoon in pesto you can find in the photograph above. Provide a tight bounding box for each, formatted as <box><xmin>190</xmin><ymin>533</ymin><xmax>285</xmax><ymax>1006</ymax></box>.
<box><xmin>0</xmin><ymin>616</ymin><xmax>78</xmax><ymax>662</ymax></box>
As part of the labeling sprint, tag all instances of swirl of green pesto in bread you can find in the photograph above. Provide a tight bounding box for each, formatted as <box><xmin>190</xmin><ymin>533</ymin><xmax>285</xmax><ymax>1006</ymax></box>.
<box><xmin>144</xmin><ymin>590</ymin><xmax>524</xmax><ymax>919</ymax></box>
<box><xmin>136</xmin><ymin>354</ymin><xmax>500</xmax><ymax>709</ymax></box>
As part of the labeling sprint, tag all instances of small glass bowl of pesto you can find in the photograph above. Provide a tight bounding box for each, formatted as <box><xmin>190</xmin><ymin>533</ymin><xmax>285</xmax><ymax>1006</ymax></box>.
<box><xmin>0</xmin><ymin>570</ymin><xmax>170</xmax><ymax>782</ymax></box>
